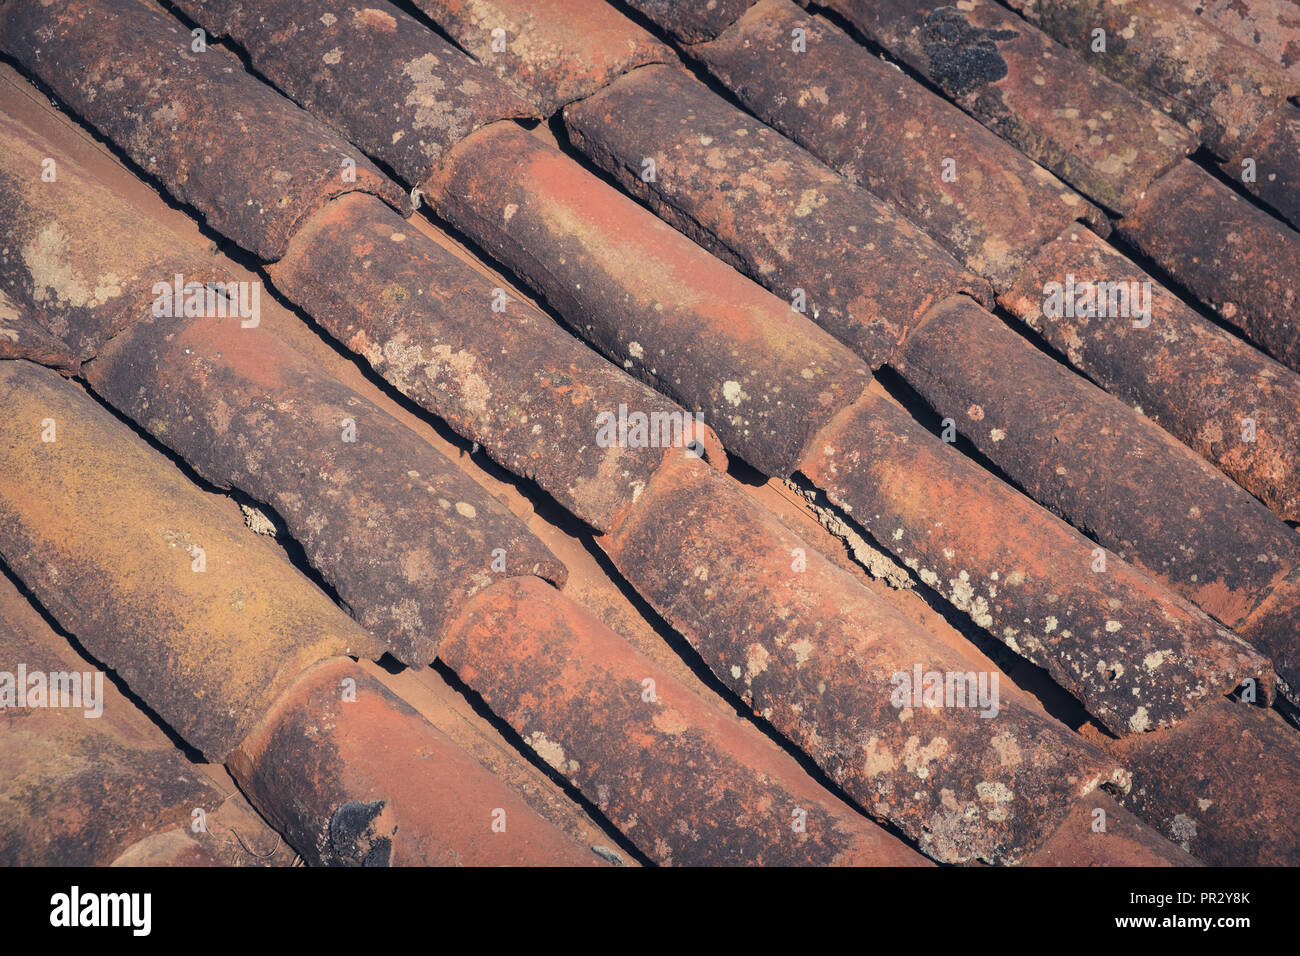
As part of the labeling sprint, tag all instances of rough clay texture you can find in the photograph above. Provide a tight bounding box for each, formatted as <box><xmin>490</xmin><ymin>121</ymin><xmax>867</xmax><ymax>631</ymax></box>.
<box><xmin>819</xmin><ymin>0</ymin><xmax>1197</xmax><ymax>214</ymax></box>
<box><xmin>442</xmin><ymin>576</ymin><xmax>927</xmax><ymax>865</ymax></box>
<box><xmin>620</xmin><ymin>0</ymin><xmax>760</xmax><ymax>43</ymax></box>
<box><xmin>797</xmin><ymin>384</ymin><xmax>1273</xmax><ymax>736</ymax></box>
<box><xmin>87</xmin><ymin>310</ymin><xmax>565</xmax><ymax>664</ymax></box>
<box><xmin>411</xmin><ymin>0</ymin><xmax>673</xmax><ymax>114</ymax></box>
<box><xmin>230</xmin><ymin>658</ymin><xmax>600</xmax><ymax>866</ymax></box>
<box><xmin>0</xmin><ymin>571</ymin><xmax>219</xmax><ymax>867</ymax></box>
<box><xmin>697</xmin><ymin>0</ymin><xmax>1108</xmax><ymax>292</ymax></box>
<box><xmin>1006</xmin><ymin>218</ymin><xmax>1300</xmax><ymax>521</ymax></box>
<box><xmin>428</xmin><ymin>120</ymin><xmax>871</xmax><ymax>477</ymax></box>
<box><xmin>0</xmin><ymin>112</ymin><xmax>236</xmax><ymax>363</ymax></box>
<box><xmin>1113</xmin><ymin>699</ymin><xmax>1300</xmax><ymax>865</ymax></box>
<box><xmin>900</xmin><ymin>293</ymin><xmax>1300</xmax><ymax>642</ymax></box>
<box><xmin>564</xmin><ymin>64</ymin><xmax>993</xmax><ymax>368</ymax></box>
<box><xmin>0</xmin><ymin>0</ymin><xmax>409</xmax><ymax>261</ymax></box>
<box><xmin>171</xmin><ymin>0</ymin><xmax>532</xmax><ymax>189</ymax></box>
<box><xmin>0</xmin><ymin>360</ymin><xmax>380</xmax><ymax>761</ymax></box>
<box><xmin>1024</xmin><ymin>792</ymin><xmax>1199</xmax><ymax>866</ymax></box>
<box><xmin>269</xmin><ymin>192</ymin><xmax>691</xmax><ymax>533</ymax></box>
<box><xmin>1006</xmin><ymin>0</ymin><xmax>1300</xmax><ymax>154</ymax></box>
<box><xmin>604</xmin><ymin>454</ymin><xmax>1129</xmax><ymax>864</ymax></box>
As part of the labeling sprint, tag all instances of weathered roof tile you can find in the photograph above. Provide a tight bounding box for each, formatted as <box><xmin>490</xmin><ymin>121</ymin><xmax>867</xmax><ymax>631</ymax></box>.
<box><xmin>696</xmin><ymin>0</ymin><xmax>1108</xmax><ymax>291</ymax></box>
<box><xmin>604</xmin><ymin>452</ymin><xmax>1131</xmax><ymax>864</ymax></box>
<box><xmin>0</xmin><ymin>289</ymin><xmax>80</xmax><ymax>370</ymax></box>
<box><xmin>442</xmin><ymin>576</ymin><xmax>927</xmax><ymax>865</ymax></box>
<box><xmin>1180</xmin><ymin>0</ymin><xmax>1300</xmax><ymax>78</ymax></box>
<box><xmin>1004</xmin><ymin>219</ymin><xmax>1300</xmax><ymax>520</ymax></box>
<box><xmin>1024</xmin><ymin>793</ymin><xmax>1199</xmax><ymax>865</ymax></box>
<box><xmin>410</xmin><ymin>0</ymin><xmax>674</xmax><ymax>114</ymax></box>
<box><xmin>620</xmin><ymin>0</ymin><xmax>760</xmax><ymax>43</ymax></box>
<box><xmin>0</xmin><ymin>360</ymin><xmax>380</xmax><ymax>760</ymax></box>
<box><xmin>268</xmin><ymin>191</ymin><xmax>703</xmax><ymax>533</ymax></box>
<box><xmin>1113</xmin><ymin>699</ymin><xmax>1300</xmax><ymax>864</ymax></box>
<box><xmin>3</xmin><ymin>0</ymin><xmax>1294</xmax><ymax>868</ymax></box>
<box><xmin>229</xmin><ymin>657</ymin><xmax>601</xmax><ymax>865</ymax></box>
<box><xmin>0</xmin><ymin>570</ymin><xmax>219</xmax><ymax>866</ymax></box>
<box><xmin>798</xmin><ymin>382</ymin><xmax>1274</xmax><ymax>733</ymax></box>
<box><xmin>1006</xmin><ymin>0</ymin><xmax>1300</xmax><ymax>154</ymax></box>
<box><xmin>0</xmin><ymin>112</ymin><xmax>235</xmax><ymax>361</ymax></box>
<box><xmin>564</xmin><ymin>63</ymin><xmax>993</xmax><ymax>367</ymax></box>
<box><xmin>170</xmin><ymin>0</ymin><xmax>532</xmax><ymax>189</ymax></box>
<box><xmin>895</xmin><ymin>294</ymin><xmax>1300</xmax><ymax>683</ymax></box>
<box><xmin>88</xmin><ymin>311</ymin><xmax>566</xmax><ymax>664</ymax></box>
<box><xmin>427</xmin><ymin>120</ymin><xmax>872</xmax><ymax>476</ymax></box>
<box><xmin>1222</xmin><ymin>102</ymin><xmax>1300</xmax><ymax>234</ymax></box>
<box><xmin>817</xmin><ymin>0</ymin><xmax>1197</xmax><ymax>214</ymax></box>
<box><xmin>0</xmin><ymin>0</ymin><xmax>409</xmax><ymax>260</ymax></box>
<box><xmin>0</xmin><ymin>112</ymin><xmax>567</xmax><ymax>664</ymax></box>
<box><xmin>1121</xmin><ymin>160</ymin><xmax>1300</xmax><ymax>373</ymax></box>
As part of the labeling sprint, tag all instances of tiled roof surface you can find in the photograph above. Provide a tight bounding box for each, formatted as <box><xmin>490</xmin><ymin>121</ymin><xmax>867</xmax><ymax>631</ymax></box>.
<box><xmin>0</xmin><ymin>0</ymin><xmax>1297</xmax><ymax>868</ymax></box>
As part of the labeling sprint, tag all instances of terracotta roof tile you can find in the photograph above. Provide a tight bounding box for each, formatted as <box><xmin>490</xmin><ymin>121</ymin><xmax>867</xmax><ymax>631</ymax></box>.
<box><xmin>168</xmin><ymin>0</ymin><xmax>533</xmax><ymax>190</ymax></box>
<box><xmin>890</xmin><ymin>296</ymin><xmax>1297</xmax><ymax>697</ymax></box>
<box><xmin>268</xmin><ymin>191</ymin><xmax>704</xmax><ymax>532</ymax></box>
<box><xmin>695</xmin><ymin>0</ymin><xmax>1109</xmax><ymax>291</ymax></box>
<box><xmin>1</xmin><ymin>567</ymin><xmax>298</xmax><ymax>867</ymax></box>
<box><xmin>2</xmin><ymin>0</ymin><xmax>1294</xmax><ymax>868</ymax></box>
<box><xmin>0</xmin><ymin>113</ymin><xmax>566</xmax><ymax>664</ymax></box>
<box><xmin>818</xmin><ymin>0</ymin><xmax>1197</xmax><ymax>215</ymax></box>
<box><xmin>89</xmin><ymin>312</ymin><xmax>566</xmax><ymax>663</ymax></box>
<box><xmin>408</xmin><ymin>0</ymin><xmax>674</xmax><ymax>114</ymax></box>
<box><xmin>798</xmin><ymin>382</ymin><xmax>1272</xmax><ymax>734</ymax></box>
<box><xmin>1180</xmin><ymin>0</ymin><xmax>1300</xmax><ymax>78</ymax></box>
<box><xmin>105</xmin><ymin>798</ymin><xmax>298</xmax><ymax>866</ymax></box>
<box><xmin>0</xmin><ymin>570</ymin><xmax>224</xmax><ymax>866</ymax></box>
<box><xmin>1121</xmin><ymin>159</ymin><xmax>1300</xmax><ymax>373</ymax></box>
<box><xmin>0</xmin><ymin>0</ymin><xmax>410</xmax><ymax>260</ymax></box>
<box><xmin>1024</xmin><ymin>793</ymin><xmax>1199</xmax><ymax>866</ymax></box>
<box><xmin>441</xmin><ymin>576</ymin><xmax>926</xmax><ymax>865</ymax></box>
<box><xmin>656</xmin><ymin>9</ymin><xmax>1300</xmax><ymax>527</ymax></box>
<box><xmin>1235</xmin><ymin>571</ymin><xmax>1300</xmax><ymax>706</ymax></box>
<box><xmin>0</xmin><ymin>18</ymin><xmax>1049</xmax><ymax>864</ymax></box>
<box><xmin>425</xmin><ymin>119</ymin><xmax>872</xmax><ymax>475</ymax></box>
<box><xmin>418</xmin><ymin>95</ymin><xmax>1281</xmax><ymax>735</ymax></box>
<box><xmin>564</xmin><ymin>64</ymin><xmax>993</xmax><ymax>367</ymax></box>
<box><xmin>0</xmin><ymin>112</ymin><xmax>236</xmax><ymax>362</ymax></box>
<box><xmin>1003</xmin><ymin>220</ymin><xmax>1300</xmax><ymax>520</ymax></box>
<box><xmin>1112</xmin><ymin>699</ymin><xmax>1300</xmax><ymax>865</ymax></box>
<box><xmin>748</xmin><ymin>4</ymin><xmax>1294</xmax><ymax>374</ymax></box>
<box><xmin>0</xmin><ymin>360</ymin><xmax>380</xmax><ymax>760</ymax></box>
<box><xmin>0</xmin><ymin>289</ymin><xmax>80</xmax><ymax>370</ymax></box>
<box><xmin>1005</xmin><ymin>0</ymin><xmax>1300</xmax><ymax>154</ymax></box>
<box><xmin>1220</xmin><ymin>102</ymin><xmax>1300</xmax><ymax>234</ymax></box>
<box><xmin>619</xmin><ymin>0</ymin><xmax>760</xmax><ymax>43</ymax></box>
<box><xmin>229</xmin><ymin>658</ymin><xmax>600</xmax><ymax>865</ymax></box>
<box><xmin>604</xmin><ymin>452</ymin><xmax>1131</xmax><ymax>864</ymax></box>
<box><xmin>378</xmin><ymin>661</ymin><xmax>634</xmax><ymax>857</ymax></box>
<box><xmin>556</xmin><ymin>51</ymin><xmax>1295</xmax><ymax>703</ymax></box>
<box><xmin>259</xmin><ymin>152</ymin><xmax>1134</xmax><ymax>857</ymax></box>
